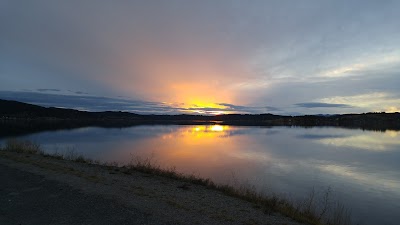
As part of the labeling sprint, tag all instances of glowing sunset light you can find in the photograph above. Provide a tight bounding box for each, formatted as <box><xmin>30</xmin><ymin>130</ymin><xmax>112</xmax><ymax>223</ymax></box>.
<box><xmin>193</xmin><ymin>125</ymin><xmax>227</xmax><ymax>133</ymax></box>
<box><xmin>188</xmin><ymin>102</ymin><xmax>226</xmax><ymax>109</ymax></box>
<box><xmin>170</xmin><ymin>83</ymin><xmax>233</xmax><ymax>112</ymax></box>
<box><xmin>178</xmin><ymin>99</ymin><xmax>230</xmax><ymax>115</ymax></box>
<box><xmin>190</xmin><ymin>125</ymin><xmax>228</xmax><ymax>139</ymax></box>
<box><xmin>210</xmin><ymin>125</ymin><xmax>225</xmax><ymax>132</ymax></box>
<box><xmin>208</xmin><ymin>111</ymin><xmax>226</xmax><ymax>115</ymax></box>
<box><xmin>193</xmin><ymin>127</ymin><xmax>202</xmax><ymax>132</ymax></box>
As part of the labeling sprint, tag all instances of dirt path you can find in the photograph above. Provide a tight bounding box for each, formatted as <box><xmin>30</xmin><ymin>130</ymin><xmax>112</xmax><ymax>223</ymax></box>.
<box><xmin>0</xmin><ymin>151</ymin><xmax>304</xmax><ymax>225</ymax></box>
<box><xmin>0</xmin><ymin>164</ymin><xmax>162</xmax><ymax>225</ymax></box>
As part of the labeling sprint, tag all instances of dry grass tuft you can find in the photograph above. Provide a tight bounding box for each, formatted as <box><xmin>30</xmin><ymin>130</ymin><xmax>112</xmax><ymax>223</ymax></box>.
<box><xmin>2</xmin><ymin>139</ymin><xmax>42</xmax><ymax>154</ymax></box>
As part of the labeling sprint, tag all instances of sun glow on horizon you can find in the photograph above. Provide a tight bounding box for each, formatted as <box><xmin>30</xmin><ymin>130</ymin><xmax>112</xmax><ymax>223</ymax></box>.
<box><xmin>181</xmin><ymin>100</ymin><xmax>230</xmax><ymax>115</ymax></box>
<box><xmin>162</xmin><ymin>99</ymin><xmax>235</xmax><ymax>115</ymax></box>
<box><xmin>165</xmin><ymin>82</ymin><xmax>236</xmax><ymax>115</ymax></box>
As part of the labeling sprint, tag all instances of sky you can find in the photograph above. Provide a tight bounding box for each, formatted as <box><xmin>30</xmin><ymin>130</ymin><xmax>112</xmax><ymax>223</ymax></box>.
<box><xmin>1</xmin><ymin>0</ymin><xmax>399</xmax><ymax>115</ymax></box>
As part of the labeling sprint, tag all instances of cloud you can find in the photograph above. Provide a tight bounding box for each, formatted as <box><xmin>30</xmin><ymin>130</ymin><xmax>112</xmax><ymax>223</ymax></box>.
<box><xmin>0</xmin><ymin>91</ymin><xmax>280</xmax><ymax>115</ymax></box>
<box><xmin>265</xmin><ymin>106</ymin><xmax>281</xmax><ymax>111</ymax></box>
<box><xmin>318</xmin><ymin>92</ymin><xmax>400</xmax><ymax>112</ymax></box>
<box><xmin>37</xmin><ymin>88</ymin><xmax>61</xmax><ymax>92</ymax></box>
<box><xmin>0</xmin><ymin>91</ymin><xmax>180</xmax><ymax>114</ymax></box>
<box><xmin>295</xmin><ymin>102</ymin><xmax>352</xmax><ymax>108</ymax></box>
<box><xmin>184</xmin><ymin>103</ymin><xmax>277</xmax><ymax>114</ymax></box>
<box><xmin>218</xmin><ymin>103</ymin><xmax>280</xmax><ymax>113</ymax></box>
<box><xmin>37</xmin><ymin>88</ymin><xmax>89</xmax><ymax>95</ymax></box>
<box><xmin>74</xmin><ymin>91</ymin><xmax>89</xmax><ymax>95</ymax></box>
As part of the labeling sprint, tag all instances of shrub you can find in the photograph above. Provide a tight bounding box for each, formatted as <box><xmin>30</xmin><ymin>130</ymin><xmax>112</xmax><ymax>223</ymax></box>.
<box><xmin>3</xmin><ymin>139</ymin><xmax>42</xmax><ymax>154</ymax></box>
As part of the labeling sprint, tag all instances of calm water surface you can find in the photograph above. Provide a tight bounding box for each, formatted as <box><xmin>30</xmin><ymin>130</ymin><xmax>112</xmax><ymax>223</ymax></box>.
<box><xmin>1</xmin><ymin>125</ymin><xmax>399</xmax><ymax>225</ymax></box>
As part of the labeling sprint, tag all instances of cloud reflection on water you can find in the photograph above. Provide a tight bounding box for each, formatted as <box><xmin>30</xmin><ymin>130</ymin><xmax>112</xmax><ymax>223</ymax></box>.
<box><xmin>308</xmin><ymin>130</ymin><xmax>400</xmax><ymax>152</ymax></box>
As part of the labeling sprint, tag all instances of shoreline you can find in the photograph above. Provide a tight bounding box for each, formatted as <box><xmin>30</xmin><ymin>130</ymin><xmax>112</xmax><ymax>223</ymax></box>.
<box><xmin>0</xmin><ymin>141</ymin><xmax>353</xmax><ymax>225</ymax></box>
<box><xmin>0</xmin><ymin>150</ymin><xmax>305</xmax><ymax>225</ymax></box>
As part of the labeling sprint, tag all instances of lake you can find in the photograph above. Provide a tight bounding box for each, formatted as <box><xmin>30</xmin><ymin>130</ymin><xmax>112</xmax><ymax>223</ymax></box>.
<box><xmin>1</xmin><ymin>125</ymin><xmax>399</xmax><ymax>225</ymax></box>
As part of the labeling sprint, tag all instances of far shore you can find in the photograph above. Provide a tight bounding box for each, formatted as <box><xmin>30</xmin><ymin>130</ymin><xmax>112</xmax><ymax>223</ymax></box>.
<box><xmin>1</xmin><ymin>99</ymin><xmax>400</xmax><ymax>138</ymax></box>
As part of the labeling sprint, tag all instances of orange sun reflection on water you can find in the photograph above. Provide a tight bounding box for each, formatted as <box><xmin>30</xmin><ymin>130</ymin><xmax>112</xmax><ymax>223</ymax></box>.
<box><xmin>112</xmin><ymin>125</ymin><xmax>270</xmax><ymax>183</ymax></box>
<box><xmin>192</xmin><ymin>125</ymin><xmax>225</xmax><ymax>133</ymax></box>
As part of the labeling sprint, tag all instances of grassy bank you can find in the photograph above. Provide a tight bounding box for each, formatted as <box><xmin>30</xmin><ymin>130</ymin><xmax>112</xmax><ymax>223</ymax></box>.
<box><xmin>0</xmin><ymin>139</ymin><xmax>353</xmax><ymax>225</ymax></box>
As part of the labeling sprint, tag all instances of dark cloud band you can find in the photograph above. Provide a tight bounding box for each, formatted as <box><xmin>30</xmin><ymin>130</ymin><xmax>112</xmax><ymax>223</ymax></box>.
<box><xmin>295</xmin><ymin>102</ymin><xmax>352</xmax><ymax>108</ymax></box>
<box><xmin>0</xmin><ymin>91</ymin><xmax>278</xmax><ymax>115</ymax></box>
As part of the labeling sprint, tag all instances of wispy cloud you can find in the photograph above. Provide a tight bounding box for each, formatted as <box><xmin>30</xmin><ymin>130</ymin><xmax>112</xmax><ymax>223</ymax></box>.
<box><xmin>37</xmin><ymin>88</ymin><xmax>61</xmax><ymax>92</ymax></box>
<box><xmin>295</xmin><ymin>102</ymin><xmax>352</xmax><ymax>108</ymax></box>
<box><xmin>218</xmin><ymin>103</ymin><xmax>280</xmax><ymax>113</ymax></box>
<box><xmin>317</xmin><ymin>54</ymin><xmax>400</xmax><ymax>79</ymax></box>
<box><xmin>318</xmin><ymin>92</ymin><xmax>400</xmax><ymax>112</ymax></box>
<box><xmin>75</xmin><ymin>91</ymin><xmax>89</xmax><ymax>95</ymax></box>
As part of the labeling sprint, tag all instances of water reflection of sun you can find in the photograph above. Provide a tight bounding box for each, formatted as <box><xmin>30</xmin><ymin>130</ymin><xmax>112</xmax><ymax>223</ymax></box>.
<box><xmin>145</xmin><ymin>125</ymin><xmax>268</xmax><ymax>183</ymax></box>
<box><xmin>210</xmin><ymin>125</ymin><xmax>224</xmax><ymax>132</ymax></box>
<box><xmin>156</xmin><ymin>125</ymin><xmax>235</xmax><ymax>165</ymax></box>
<box><xmin>187</xmin><ymin>125</ymin><xmax>229</xmax><ymax>139</ymax></box>
<box><xmin>107</xmin><ymin>125</ymin><xmax>271</xmax><ymax>186</ymax></box>
<box><xmin>192</xmin><ymin>125</ymin><xmax>225</xmax><ymax>132</ymax></box>
<box><xmin>161</xmin><ymin>125</ymin><xmax>229</xmax><ymax>140</ymax></box>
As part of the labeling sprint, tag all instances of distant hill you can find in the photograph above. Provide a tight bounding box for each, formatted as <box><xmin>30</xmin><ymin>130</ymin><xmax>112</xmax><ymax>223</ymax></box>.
<box><xmin>0</xmin><ymin>99</ymin><xmax>141</xmax><ymax>120</ymax></box>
